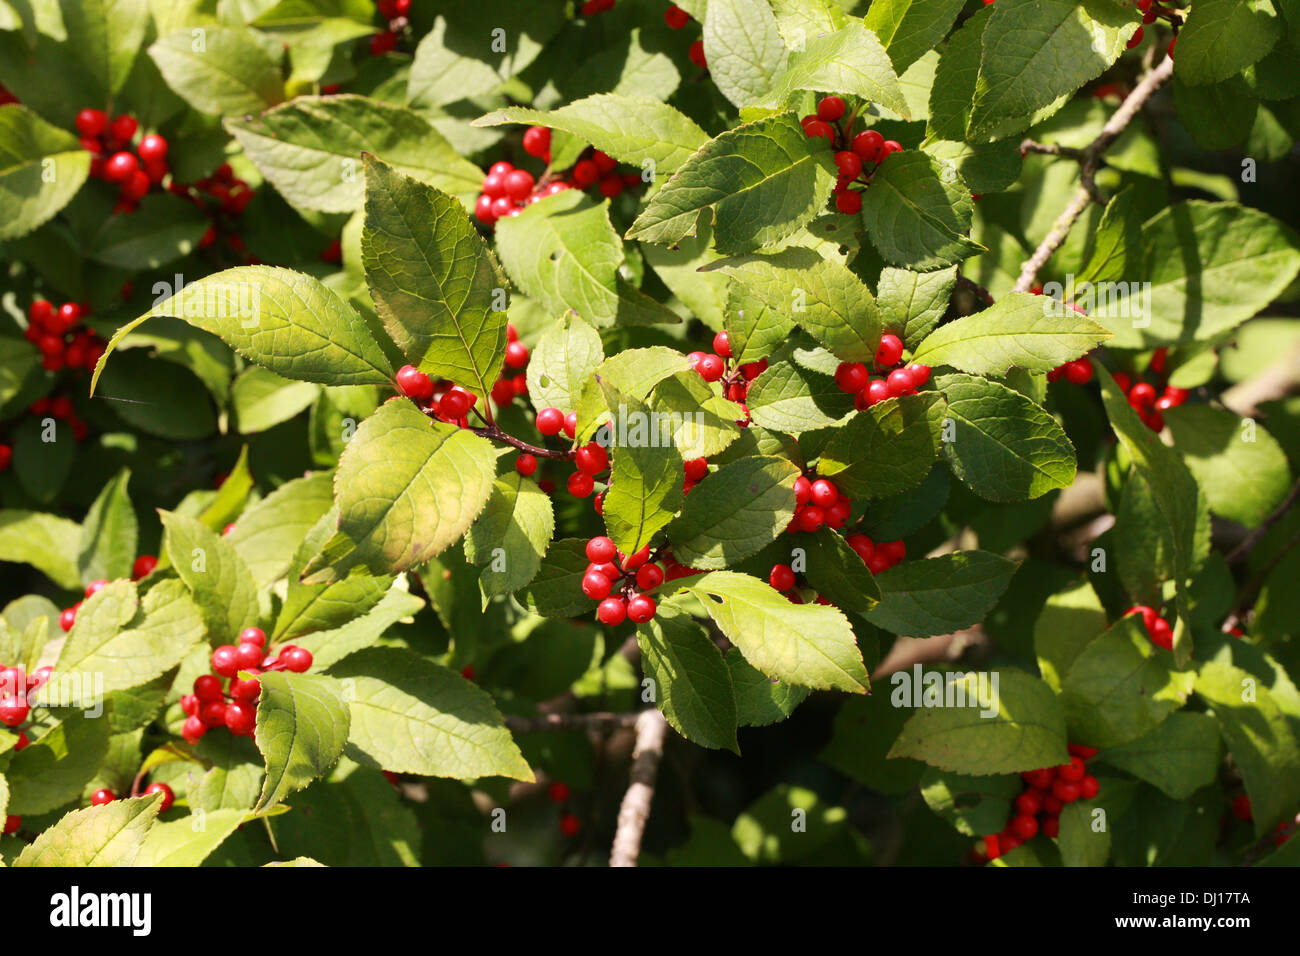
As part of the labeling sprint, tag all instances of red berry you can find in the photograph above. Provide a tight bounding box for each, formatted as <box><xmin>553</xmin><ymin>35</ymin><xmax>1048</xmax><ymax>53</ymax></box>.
<box><xmin>886</xmin><ymin>368</ymin><xmax>915</xmax><ymax>397</ymax></box>
<box><xmin>1022</xmin><ymin>768</ymin><xmax>1055</xmax><ymax>790</ymax></box>
<box><xmin>84</xmin><ymin>578</ymin><xmax>109</xmax><ymax>598</ymax></box>
<box><xmin>563</xmin><ymin>412</ymin><xmax>578</xmax><ymax>438</ymax></box>
<box><xmin>0</xmin><ymin>696</ymin><xmax>29</xmax><ymax>727</ymax></box>
<box><xmin>684</xmin><ymin>458</ymin><xmax>709</xmax><ymax>482</ymax></box>
<box><xmin>597</xmin><ymin>596</ymin><xmax>627</xmax><ymax>626</ymax></box>
<box><xmin>582</xmin><ymin>571</ymin><xmax>613</xmax><ymax>600</ymax></box>
<box><xmin>59</xmin><ymin>607</ymin><xmax>77</xmax><ymax>631</ymax></box>
<box><xmin>575</xmin><ymin>442</ymin><xmax>609</xmax><ymax>475</ymax></box>
<box><xmin>137</xmin><ymin>133</ymin><xmax>168</xmax><ymax>163</ymax></box>
<box><xmin>802</xmin><ymin>119</ymin><xmax>835</xmax><ymax>141</ymax></box>
<box><xmin>586</xmin><ymin>536</ymin><xmax>617</xmax><ymax>564</ymax></box>
<box><xmin>696</xmin><ymin>354</ymin><xmax>725</xmax><ymax>382</ymax></box>
<box><xmin>370</xmin><ymin>30</ymin><xmax>398</xmax><ymax>55</ymax></box>
<box><xmin>769</xmin><ymin>564</ymin><xmax>796</xmax><ymax>591</ymax></box>
<box><xmin>104</xmin><ymin>151</ymin><xmax>138</xmax><ymax>182</ymax></box>
<box><xmin>876</xmin><ymin>333</ymin><xmax>904</xmax><ymax>367</ymax></box>
<box><xmin>504</xmin><ymin>169</ymin><xmax>535</xmax><ymax>202</ymax></box>
<box><xmin>712</xmin><ymin>330</ymin><xmax>731</xmax><ymax>358</ymax></box>
<box><xmin>505</xmin><ymin>340</ymin><xmax>530</xmax><ymax>369</ymax></box>
<box><xmin>809</xmin><ymin>479</ymin><xmax>838</xmax><ymax>508</ymax></box>
<box><xmin>233</xmin><ymin>642</ymin><xmax>262</xmax><ymax>670</ymax></box>
<box><xmin>907</xmin><ymin>363</ymin><xmax>931</xmax><ymax>387</ymax></box>
<box><xmin>688</xmin><ymin>40</ymin><xmax>707</xmax><ymax>69</ymax></box>
<box><xmin>225</xmin><ymin>701</ymin><xmax>256</xmax><ymax>736</ymax></box>
<box><xmin>793</xmin><ymin>476</ymin><xmax>812</xmax><ymax>508</ymax></box>
<box><xmin>522</xmin><ymin>126</ymin><xmax>551</xmax><ymax>159</ymax></box>
<box><xmin>76</xmin><ymin>108</ymin><xmax>108</xmax><ymax>138</ymax></box>
<box><xmin>181</xmin><ymin>694</ymin><xmax>199</xmax><ymax>716</ymax></box>
<box><xmin>396</xmin><ymin>364</ymin><xmax>434</xmax><ymax>401</ymax></box>
<box><xmin>834</xmin><ymin>150</ymin><xmax>863</xmax><ymax>180</ymax></box>
<box><xmin>1011</xmin><ymin>815</ymin><xmax>1039</xmax><ymax>840</ymax></box>
<box><xmin>131</xmin><ymin>554</ymin><xmax>158</xmax><ymax>580</ymax></box>
<box><xmin>1149</xmin><ymin>616</ymin><xmax>1173</xmax><ymax>650</ymax></box>
<box><xmin>572</xmin><ymin>159</ymin><xmax>600</xmax><ymax>187</ymax></box>
<box><xmin>665</xmin><ymin>4</ymin><xmax>689</xmax><ymax>29</ymax></box>
<box><xmin>880</xmin><ymin>140</ymin><xmax>902</xmax><ymax>158</ymax></box>
<box><xmin>1057</xmin><ymin>756</ymin><xmax>1086</xmax><ymax>783</ymax></box>
<box><xmin>846</xmin><ymin>533</ymin><xmax>874</xmax><ymax>563</ymax></box>
<box><xmin>796</xmin><ymin>506</ymin><xmax>824</xmax><ymax>533</ymax></box>
<box><xmin>536</xmin><ymin>407</ymin><xmax>565</xmax><ymax>435</ymax></box>
<box><xmin>1079</xmin><ymin>775</ymin><xmax>1100</xmax><ymax>800</ymax></box>
<box><xmin>852</xmin><ymin>130</ymin><xmax>884</xmax><ymax>163</ymax></box>
<box><xmin>560</xmin><ymin>812</ymin><xmax>581</xmax><ymax>837</ymax></box>
<box><xmin>194</xmin><ymin>674</ymin><xmax>223</xmax><ymax>700</ymax></box>
<box><xmin>1231</xmin><ymin>795</ymin><xmax>1252</xmax><ymax>822</ymax></box>
<box><xmin>230</xmin><ymin>676</ymin><xmax>261</xmax><ymax>700</ymax></box>
<box><xmin>90</xmin><ymin>788</ymin><xmax>117</xmax><ymax>806</ymax></box>
<box><xmin>1064</xmin><ymin>359</ymin><xmax>1093</xmax><ymax>385</ymax></box>
<box><xmin>1127</xmin><ymin>25</ymin><xmax>1144</xmax><ymax>50</ymax></box>
<box><xmin>879</xmin><ymin>539</ymin><xmax>906</xmax><ymax>565</ymax></box>
<box><xmin>549</xmin><ymin>781</ymin><xmax>571</xmax><ymax>802</ymax></box>
<box><xmin>1128</xmin><ymin>382</ymin><xmax>1157</xmax><ymax>407</ymax></box>
<box><xmin>834</xmin><ymin>362</ymin><xmax>868</xmax><ymax>394</ymax></box>
<box><xmin>211</xmin><ymin>645</ymin><xmax>239</xmax><ymax>678</ymax></box>
<box><xmin>1051</xmin><ymin>780</ymin><xmax>1081</xmax><ymax>804</ymax></box>
<box><xmin>835</xmin><ymin>190</ymin><xmax>862</xmax><ymax>215</ymax></box>
<box><xmin>200</xmin><ymin>700</ymin><xmax>227</xmax><ymax>727</ymax></box>
<box><xmin>635</xmin><ymin>564</ymin><xmax>664</xmax><ymax>591</ymax></box>
<box><xmin>627</xmin><ymin>595</ymin><xmax>656</xmax><ymax>623</ymax></box>
<box><xmin>278</xmin><ymin>646</ymin><xmax>313</xmax><ymax>673</ymax></box>
<box><xmin>438</xmin><ymin>388</ymin><xmax>471</xmax><ymax>420</ymax></box>
<box><xmin>182</xmin><ymin>715</ymin><xmax>206</xmax><ymax>743</ymax></box>
<box><xmin>144</xmin><ymin>782</ymin><xmax>175</xmax><ymax>811</ymax></box>
<box><xmin>109</xmin><ymin>114</ymin><xmax>138</xmax><ymax>143</ymax></box>
<box><xmin>1015</xmin><ymin>790</ymin><xmax>1043</xmax><ymax>816</ymax></box>
<box><xmin>516</xmin><ymin>453</ymin><xmax>538</xmax><ymax>476</ymax></box>
<box><xmin>1042</xmin><ymin>817</ymin><xmax>1059</xmax><ymax>839</ymax></box>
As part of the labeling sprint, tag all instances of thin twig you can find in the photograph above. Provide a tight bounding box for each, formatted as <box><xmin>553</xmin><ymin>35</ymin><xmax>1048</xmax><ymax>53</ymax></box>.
<box><xmin>470</xmin><ymin>423</ymin><xmax>576</xmax><ymax>460</ymax></box>
<box><xmin>609</xmin><ymin>708</ymin><xmax>670</xmax><ymax>867</ymax></box>
<box><xmin>1019</xmin><ymin>139</ymin><xmax>1086</xmax><ymax>162</ymax></box>
<box><xmin>504</xmin><ymin>711</ymin><xmax>641</xmax><ymax>734</ymax></box>
<box><xmin>1224</xmin><ymin>477</ymin><xmax>1300</xmax><ymax>565</ymax></box>
<box><xmin>1013</xmin><ymin>55</ymin><xmax>1175</xmax><ymax>293</ymax></box>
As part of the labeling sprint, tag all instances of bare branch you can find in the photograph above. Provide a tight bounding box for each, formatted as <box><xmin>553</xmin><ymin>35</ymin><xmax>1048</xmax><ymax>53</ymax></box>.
<box><xmin>504</xmin><ymin>711</ymin><xmax>641</xmax><ymax>734</ymax></box>
<box><xmin>609</xmin><ymin>708</ymin><xmax>670</xmax><ymax>867</ymax></box>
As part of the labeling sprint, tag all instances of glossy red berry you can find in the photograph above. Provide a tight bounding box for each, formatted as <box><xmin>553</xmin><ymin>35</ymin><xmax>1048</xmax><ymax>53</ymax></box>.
<box><xmin>396</xmin><ymin>365</ymin><xmax>434</xmax><ymax>401</ymax></box>
<box><xmin>131</xmin><ymin>554</ymin><xmax>158</xmax><ymax>580</ymax></box>
<box><xmin>796</xmin><ymin>506</ymin><xmax>825</xmax><ymax>533</ymax></box>
<box><xmin>563</xmin><ymin>412</ymin><xmax>578</xmax><ymax>438</ymax></box>
<box><xmin>835</xmin><ymin>362</ymin><xmax>869</xmax><ymax>394</ymax></box>
<box><xmin>90</xmin><ymin>788</ymin><xmax>117</xmax><ymax>806</ymax></box>
<box><xmin>712</xmin><ymin>330</ymin><xmax>731</xmax><ymax>358</ymax></box>
<box><xmin>549</xmin><ymin>781</ymin><xmax>571</xmax><ymax>803</ymax></box>
<box><xmin>516</xmin><ymin>453</ymin><xmax>538</xmax><ymax>476</ymax></box>
<box><xmin>0</xmin><ymin>696</ymin><xmax>29</xmax><ymax>727</ymax></box>
<box><xmin>1128</xmin><ymin>382</ymin><xmax>1157</xmax><ymax>407</ymax></box>
<box><xmin>144</xmin><ymin>782</ymin><xmax>175</xmax><ymax>811</ymax></box>
<box><xmin>234</xmin><ymin>642</ymin><xmax>263</xmax><ymax>670</ymax></box>
<box><xmin>1127</xmin><ymin>25</ymin><xmax>1144</xmax><ymax>50</ymax></box>
<box><xmin>109</xmin><ymin>114</ymin><xmax>137</xmax><ymax>143</ymax></box>
<box><xmin>1023</xmin><ymin>767</ymin><xmax>1055</xmax><ymax>790</ymax></box>
<box><xmin>1057</xmin><ymin>756</ymin><xmax>1086</xmax><ymax>783</ymax></box>
<box><xmin>193</xmin><ymin>674</ymin><xmax>223</xmax><ymax>701</ymax></box>
<box><xmin>627</xmin><ymin>595</ymin><xmax>656</xmax><ymax>623</ymax></box>
<box><xmin>597</xmin><ymin>596</ymin><xmax>627</xmax><ymax>626</ymax></box>
<box><xmin>59</xmin><ymin>608</ymin><xmax>76</xmax><ymax>634</ymax></box>
<box><xmin>582</xmin><ymin>571</ymin><xmax>613</xmax><ymax>600</ymax></box>
<box><xmin>280</xmin><ymin>646</ymin><xmax>313</xmax><ymax>673</ymax></box>
<box><xmin>802</xmin><ymin>119</ymin><xmax>835</xmax><ymax>141</ymax></box>
<box><xmin>182</xmin><ymin>715</ymin><xmax>206</xmax><ymax>743</ymax></box>
<box><xmin>696</xmin><ymin>354</ymin><xmax>725</xmax><ymax>382</ymax></box>
<box><xmin>1052</xmin><ymin>780</ymin><xmax>1081</xmax><ymax>804</ymax></box>
<box><xmin>1079</xmin><ymin>775</ymin><xmax>1100</xmax><ymax>800</ymax></box>
<box><xmin>76</xmin><ymin>108</ymin><xmax>108</xmax><ymax>137</ymax></box>
<box><xmin>536</xmin><ymin>407</ymin><xmax>564</xmax><ymax>435</ymax></box>
<box><xmin>438</xmin><ymin>388</ymin><xmax>471</xmax><ymax>419</ymax></box>
<box><xmin>835</xmin><ymin>190</ymin><xmax>862</xmax><ymax>215</ymax></box>
<box><xmin>1010</xmin><ymin>815</ymin><xmax>1039</xmax><ymax>840</ymax></box>
<box><xmin>852</xmin><ymin>130</ymin><xmax>884</xmax><ymax>163</ymax></box>
<box><xmin>225</xmin><ymin>701</ymin><xmax>256</xmax><ymax>736</ymax></box>
<box><xmin>210</xmin><ymin>645</ymin><xmax>239</xmax><ymax>678</ymax></box>
<box><xmin>684</xmin><ymin>457</ymin><xmax>709</xmax><ymax>482</ymax></box>
<box><xmin>575</xmin><ymin>442</ymin><xmax>609</xmax><ymax>475</ymax></box>
<box><xmin>560</xmin><ymin>812</ymin><xmax>581</xmax><ymax>837</ymax></box>
<box><xmin>1043</xmin><ymin>817</ymin><xmax>1060</xmax><ymax>839</ymax></box>
<box><xmin>104</xmin><ymin>151</ymin><xmax>138</xmax><ymax>182</ymax></box>
<box><xmin>586</xmin><ymin>536</ymin><xmax>617</xmax><ymax>564</ymax></box>
<box><xmin>1015</xmin><ymin>790</ymin><xmax>1043</xmax><ymax>816</ymax></box>
<box><xmin>522</xmin><ymin>126</ymin><xmax>551</xmax><ymax>158</ymax></box>
<box><xmin>688</xmin><ymin>40</ymin><xmax>707</xmax><ymax>69</ymax></box>
<box><xmin>876</xmin><ymin>333</ymin><xmax>904</xmax><ymax>368</ymax></box>
<box><xmin>810</xmin><ymin>479</ymin><xmax>838</xmax><ymax>509</ymax></box>
<box><xmin>635</xmin><ymin>564</ymin><xmax>664</xmax><ymax>591</ymax></box>
<box><xmin>769</xmin><ymin>564</ymin><xmax>796</xmax><ymax>592</ymax></box>
<box><xmin>137</xmin><ymin>133</ymin><xmax>168</xmax><ymax>163</ymax></box>
<box><xmin>230</xmin><ymin>676</ymin><xmax>261</xmax><ymax>700</ymax></box>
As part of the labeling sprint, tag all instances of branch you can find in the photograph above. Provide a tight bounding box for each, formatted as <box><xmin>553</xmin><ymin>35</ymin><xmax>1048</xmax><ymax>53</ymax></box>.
<box><xmin>609</xmin><ymin>708</ymin><xmax>669</xmax><ymax>867</ymax></box>
<box><xmin>1013</xmin><ymin>55</ymin><xmax>1175</xmax><ymax>293</ymax></box>
<box><xmin>1224</xmin><ymin>477</ymin><xmax>1300</xmax><ymax>565</ymax></box>
<box><xmin>469</xmin><ymin>423</ymin><xmax>576</xmax><ymax>460</ymax></box>
<box><xmin>504</xmin><ymin>711</ymin><xmax>640</xmax><ymax>734</ymax></box>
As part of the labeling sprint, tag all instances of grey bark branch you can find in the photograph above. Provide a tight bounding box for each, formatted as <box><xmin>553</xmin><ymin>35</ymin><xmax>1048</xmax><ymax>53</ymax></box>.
<box><xmin>609</xmin><ymin>708</ymin><xmax>670</xmax><ymax>867</ymax></box>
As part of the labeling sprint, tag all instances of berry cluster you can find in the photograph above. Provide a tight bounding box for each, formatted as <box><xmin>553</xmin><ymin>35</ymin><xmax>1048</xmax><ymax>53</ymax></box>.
<box><xmin>395</xmin><ymin>367</ymin><xmax>481</xmax><ymax>427</ymax></box>
<box><xmin>370</xmin><ymin>0</ymin><xmax>412</xmax><ymax>55</ymax></box>
<box><xmin>687</xmin><ymin>331</ymin><xmax>767</xmax><ymax>422</ymax></box>
<box><xmin>833</xmin><ymin>332</ymin><xmax>931</xmax><ymax>409</ymax></box>
<box><xmin>1125</xmin><ymin>604</ymin><xmax>1173</xmax><ymax>650</ymax></box>
<box><xmin>490</xmin><ymin>324</ymin><xmax>531</xmax><ymax>407</ymax></box>
<box><xmin>22</xmin><ymin>298</ymin><xmax>107</xmax><ymax>374</ymax></box>
<box><xmin>58</xmin><ymin>556</ymin><xmax>157</xmax><ymax>633</ymax></box>
<box><xmin>76</xmin><ymin>110</ymin><xmax>169</xmax><ymax>214</ymax></box>
<box><xmin>783</xmin><ymin>474</ymin><xmax>852</xmax><ymax>535</ymax></box>
<box><xmin>530</xmin><ymin>406</ymin><xmax>591</xmax><ymax>497</ymax></box>
<box><xmin>1127</xmin><ymin>1</ymin><xmax>1180</xmax><ymax>53</ymax></box>
<box><xmin>0</xmin><ymin>659</ymin><xmax>49</xmax><ymax>832</ymax></box>
<box><xmin>1113</xmin><ymin>348</ymin><xmax>1187</xmax><ymax>432</ymax></box>
<box><xmin>581</xmin><ymin>536</ymin><xmax>660</xmax><ymax>625</ymax></box>
<box><xmin>169</xmin><ymin>162</ymin><xmax>257</xmax><ymax>261</ymax></box>
<box><xmin>547</xmin><ymin>781</ymin><xmax>583</xmax><ymax>837</ymax></box>
<box><xmin>474</xmin><ymin>143</ymin><xmax>643</xmax><ymax>227</ymax></box>
<box><xmin>981</xmin><ymin>748</ymin><xmax>1100</xmax><ymax>860</ymax></box>
<box><xmin>799</xmin><ymin>96</ymin><xmax>902</xmax><ymax>215</ymax></box>
<box><xmin>178</xmin><ymin>627</ymin><xmax>312</xmax><ymax>744</ymax></box>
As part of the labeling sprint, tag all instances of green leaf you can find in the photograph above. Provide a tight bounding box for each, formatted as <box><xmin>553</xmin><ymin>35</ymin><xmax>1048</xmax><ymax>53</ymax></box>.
<box><xmin>1196</xmin><ymin>658</ymin><xmax>1300</xmax><ymax>836</ymax></box>
<box><xmin>800</xmin><ymin>528</ymin><xmax>882</xmax><ymax>613</ymax></box>
<box><xmin>599</xmin><ymin>383</ymin><xmax>685</xmax><ymax>556</ymax></box>
<box><xmin>686</xmin><ymin>571</ymin><xmax>869</xmax><ymax>693</ymax></box>
<box><xmin>912</xmin><ymin>293</ymin><xmax>1112</xmax><ymax>376</ymax></box>
<box><xmin>0</xmin><ymin>105</ymin><xmax>91</xmax><ymax>241</ymax></box>
<box><xmin>226</xmin><ymin>472</ymin><xmax>335</xmax><ymax>587</ymax></box>
<box><xmin>758</xmin><ymin>19</ymin><xmax>909</xmax><ymax>118</ymax></box>
<box><xmin>227</xmin><ymin>95</ymin><xmax>484</xmax><ymax>213</ymax></box>
<box><xmin>920</xmin><ymin>767</ymin><xmax>1021</xmax><ymax>836</ymax></box>
<box><xmin>231</xmin><ymin>366</ymin><xmax>319</xmax><ymax>434</ymax></box>
<box><xmin>860</xmin><ymin>151</ymin><xmax>982</xmax><ymax>270</ymax></box>
<box><xmin>638</xmin><ymin>603</ymin><xmax>739</xmax><ymax>751</ymax></box>
<box><xmin>94</xmin><ymin>353</ymin><xmax>217</xmax><ymax>441</ymax></box>
<box><xmin>745</xmin><ymin>361</ymin><xmax>855</xmax><ymax>436</ymax></box>
<box><xmin>52</xmin><ymin>578</ymin><xmax>205</xmax><ymax>698</ymax></box>
<box><xmin>407</xmin><ymin>13</ymin><xmax>506</xmax><ymax>108</ymax></box>
<box><xmin>666</xmin><ymin>455</ymin><xmax>800</xmax><ymax>569</ymax></box>
<box><xmin>86</xmin><ymin>192</ymin><xmax>209</xmax><ymax>269</ymax></box>
<box><xmin>0</xmin><ymin>510</ymin><xmax>82</xmax><ymax>590</ymax></box>
<box><xmin>649</xmin><ymin>372</ymin><xmax>744</xmax><ymax>459</ymax></box>
<box><xmin>818</xmin><ymin>392</ymin><xmax>944</xmax><ymax>498</ymax></box>
<box><xmin>136</xmin><ymin>808</ymin><xmax>248</xmax><ymax>867</ymax></box>
<box><xmin>1077</xmin><ymin>186</ymin><xmax>1141</xmax><ymax>285</ymax></box>
<box><xmin>149</xmin><ymin>27</ymin><xmax>286</xmax><ymax>116</ymax></box>
<box><xmin>160</xmin><ymin>510</ymin><xmax>260</xmax><ymax>640</ymax></box>
<box><xmin>362</xmin><ymin>156</ymin><xmax>507</xmax><ymax>399</ymax></box>
<box><xmin>193</xmin><ymin>732</ymin><xmax>263</xmax><ymax>812</ymax></box>
<box><xmin>0</xmin><ymin>335</ymin><xmax>39</xmax><ymax>409</ymax></box>
<box><xmin>1059</xmin><ymin>615</ymin><xmax>1195</xmax><ymax>749</ymax></box>
<box><xmin>495</xmin><ymin>189</ymin><xmax>623</xmax><ymax>328</ymax></box>
<box><xmin>61</xmin><ymin>0</ymin><xmax>150</xmax><ymax>99</ymax></box>
<box><xmin>1033</xmin><ymin>578</ymin><xmax>1107</xmax><ymax>693</ymax></box>
<box><xmin>867</xmin><ymin>550</ymin><xmax>1018</xmax><ymax>637</ymax></box>
<box><xmin>327</xmin><ymin>647</ymin><xmax>533</xmax><ymax>781</ymax></box>
<box><xmin>968</xmin><ymin>0</ymin><xmax>1135</xmax><ymax>139</ymax></box>
<box><xmin>517</xmin><ymin>538</ymin><xmax>598</xmax><ymax>618</ymax></box>
<box><xmin>887</xmin><ymin>668</ymin><xmax>1068</xmax><ymax>775</ymax></box>
<box><xmin>703</xmin><ymin>247</ymin><xmax>881</xmax><ymax>362</ymax></box>
<box><xmin>93</xmin><ymin>266</ymin><xmax>393</xmax><ymax>393</ymax></box>
<box><xmin>626</xmin><ymin>113</ymin><xmax>837</xmax><ymax>254</ymax></box>
<box><xmin>1094</xmin><ymin>201</ymin><xmax>1300</xmax><ymax>348</ymax></box>
<box><xmin>290</xmin><ymin>585</ymin><xmax>422</xmax><ymax>669</ymax></box>
<box><xmin>727</xmin><ymin>647</ymin><xmax>810</xmax><ymax>726</ymax></box>
<box><xmin>15</xmin><ymin>794</ymin><xmax>162</xmax><ymax>867</ymax></box>
<box><xmin>472</xmin><ymin>94</ymin><xmax>709</xmax><ymax>174</ymax></box>
<box><xmin>464</xmin><ymin>473</ymin><xmax>555</xmax><ymax>601</ymax></box>
<box><xmin>1097</xmin><ymin>712</ymin><xmax>1221</xmax><ymax>800</ymax></box>
<box><xmin>864</xmin><ymin>0</ymin><xmax>969</xmax><ymax>74</ymax></box>
<box><xmin>1165</xmin><ymin>405</ymin><xmax>1292</xmax><ymax>528</ymax></box>
<box><xmin>524</xmin><ymin>314</ymin><xmax>604</xmax><ymax>414</ymax></box>
<box><xmin>937</xmin><ymin>372</ymin><xmax>1076</xmax><ymax>502</ymax></box>
<box><xmin>5</xmin><ymin>711</ymin><xmax>111</xmax><ymax>815</ymax></box>
<box><xmin>1057</xmin><ymin>800</ymin><xmax>1110</xmax><ymax>867</ymax></box>
<box><xmin>301</xmin><ymin>400</ymin><xmax>498</xmax><ymax>583</ymax></box>
<box><xmin>1175</xmin><ymin>0</ymin><xmax>1282</xmax><ymax>86</ymax></box>
<box><xmin>877</xmin><ymin>265</ymin><xmax>957</xmax><ymax>350</ymax></box>
<box><xmin>702</xmin><ymin>0</ymin><xmax>790</xmax><ymax>108</ymax></box>
<box><xmin>254</xmin><ymin>670</ymin><xmax>351</xmax><ymax>811</ymax></box>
